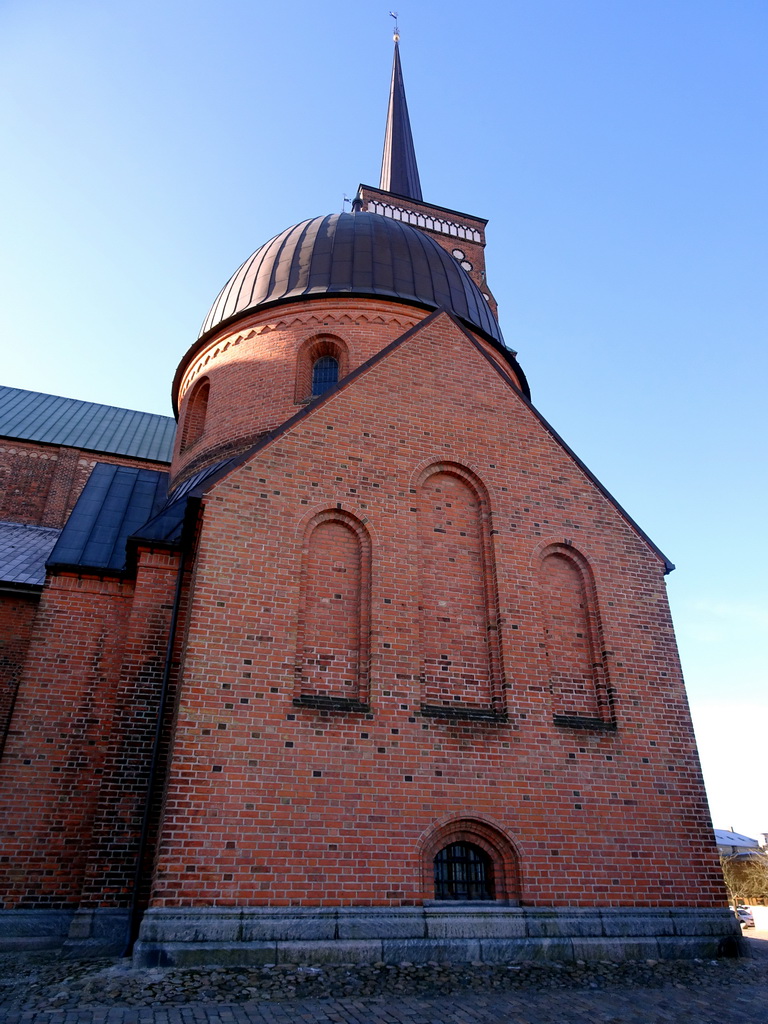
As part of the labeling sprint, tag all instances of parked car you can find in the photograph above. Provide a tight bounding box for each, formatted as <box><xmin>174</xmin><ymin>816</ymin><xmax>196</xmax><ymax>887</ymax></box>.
<box><xmin>734</xmin><ymin>905</ymin><xmax>755</xmax><ymax>928</ymax></box>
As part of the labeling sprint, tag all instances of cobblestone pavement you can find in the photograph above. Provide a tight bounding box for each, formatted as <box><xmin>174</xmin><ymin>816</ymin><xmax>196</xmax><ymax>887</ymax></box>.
<box><xmin>1</xmin><ymin>988</ymin><xmax>768</xmax><ymax>1024</ymax></box>
<box><xmin>1</xmin><ymin>936</ymin><xmax>767</xmax><ymax>1024</ymax></box>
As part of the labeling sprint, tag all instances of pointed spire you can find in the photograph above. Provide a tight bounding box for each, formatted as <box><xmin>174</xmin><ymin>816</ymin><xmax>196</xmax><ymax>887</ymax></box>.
<box><xmin>379</xmin><ymin>36</ymin><xmax>423</xmax><ymax>201</ymax></box>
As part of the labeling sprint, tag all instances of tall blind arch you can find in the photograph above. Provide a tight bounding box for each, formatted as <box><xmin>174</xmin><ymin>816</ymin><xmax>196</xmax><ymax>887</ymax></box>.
<box><xmin>296</xmin><ymin>512</ymin><xmax>371</xmax><ymax>704</ymax></box>
<box><xmin>540</xmin><ymin>549</ymin><xmax>605</xmax><ymax>719</ymax></box>
<box><xmin>417</xmin><ymin>467</ymin><xmax>502</xmax><ymax>711</ymax></box>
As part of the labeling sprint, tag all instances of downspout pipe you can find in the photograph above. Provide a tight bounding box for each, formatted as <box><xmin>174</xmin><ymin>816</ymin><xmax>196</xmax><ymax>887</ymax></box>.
<box><xmin>123</xmin><ymin>500</ymin><xmax>198</xmax><ymax>957</ymax></box>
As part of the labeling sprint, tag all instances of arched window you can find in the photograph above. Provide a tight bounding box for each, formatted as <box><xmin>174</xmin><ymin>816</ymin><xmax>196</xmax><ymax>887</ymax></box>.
<box><xmin>421</xmin><ymin>817</ymin><xmax>521</xmax><ymax>904</ymax></box>
<box><xmin>434</xmin><ymin>842</ymin><xmax>494</xmax><ymax>900</ymax></box>
<box><xmin>311</xmin><ymin>355</ymin><xmax>339</xmax><ymax>396</ymax></box>
<box><xmin>295</xmin><ymin>335</ymin><xmax>349</xmax><ymax>404</ymax></box>
<box><xmin>180</xmin><ymin>377</ymin><xmax>210</xmax><ymax>452</ymax></box>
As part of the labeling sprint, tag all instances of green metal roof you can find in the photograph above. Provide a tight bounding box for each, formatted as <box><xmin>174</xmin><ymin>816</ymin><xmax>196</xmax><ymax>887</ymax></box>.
<box><xmin>0</xmin><ymin>386</ymin><xmax>176</xmax><ymax>463</ymax></box>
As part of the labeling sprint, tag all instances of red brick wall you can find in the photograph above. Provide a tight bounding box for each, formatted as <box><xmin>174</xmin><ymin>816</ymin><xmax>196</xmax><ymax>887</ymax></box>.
<box><xmin>148</xmin><ymin>311</ymin><xmax>724</xmax><ymax>912</ymax></box>
<box><xmin>0</xmin><ymin>575</ymin><xmax>132</xmax><ymax>907</ymax></box>
<box><xmin>0</xmin><ymin>443</ymin><xmax>57</xmax><ymax>525</ymax></box>
<box><xmin>77</xmin><ymin>548</ymin><xmax>184</xmax><ymax>910</ymax></box>
<box><xmin>0</xmin><ymin>440</ymin><xmax>171</xmax><ymax>529</ymax></box>
<box><xmin>0</xmin><ymin>306</ymin><xmax>722</xmax><ymax>919</ymax></box>
<box><xmin>0</xmin><ymin>592</ymin><xmax>39</xmax><ymax>754</ymax></box>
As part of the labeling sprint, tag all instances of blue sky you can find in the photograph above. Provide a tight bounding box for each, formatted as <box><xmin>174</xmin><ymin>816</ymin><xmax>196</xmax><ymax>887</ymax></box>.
<box><xmin>2</xmin><ymin>0</ymin><xmax>766</xmax><ymax>841</ymax></box>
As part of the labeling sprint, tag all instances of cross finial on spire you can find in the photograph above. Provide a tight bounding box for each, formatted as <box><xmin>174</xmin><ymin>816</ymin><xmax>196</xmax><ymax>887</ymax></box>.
<box><xmin>379</xmin><ymin>23</ymin><xmax>423</xmax><ymax>201</ymax></box>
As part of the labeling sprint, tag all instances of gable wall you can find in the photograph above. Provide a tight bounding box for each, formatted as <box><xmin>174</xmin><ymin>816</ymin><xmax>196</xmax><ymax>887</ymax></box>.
<box><xmin>150</xmin><ymin>313</ymin><xmax>724</xmax><ymax>911</ymax></box>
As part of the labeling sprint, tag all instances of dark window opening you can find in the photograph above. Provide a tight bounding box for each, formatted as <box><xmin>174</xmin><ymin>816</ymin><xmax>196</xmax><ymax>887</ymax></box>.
<box><xmin>312</xmin><ymin>356</ymin><xmax>339</xmax><ymax>396</ymax></box>
<box><xmin>434</xmin><ymin>841</ymin><xmax>493</xmax><ymax>900</ymax></box>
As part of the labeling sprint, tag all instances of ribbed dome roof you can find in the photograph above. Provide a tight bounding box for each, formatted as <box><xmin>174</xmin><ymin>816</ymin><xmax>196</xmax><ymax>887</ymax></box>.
<box><xmin>199</xmin><ymin>211</ymin><xmax>505</xmax><ymax>347</ymax></box>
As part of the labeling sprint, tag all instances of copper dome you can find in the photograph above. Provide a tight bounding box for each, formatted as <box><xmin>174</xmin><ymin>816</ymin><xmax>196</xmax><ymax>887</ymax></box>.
<box><xmin>199</xmin><ymin>211</ymin><xmax>505</xmax><ymax>348</ymax></box>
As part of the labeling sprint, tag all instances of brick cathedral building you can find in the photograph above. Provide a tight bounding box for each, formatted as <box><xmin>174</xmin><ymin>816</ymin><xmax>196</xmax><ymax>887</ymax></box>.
<box><xmin>0</xmin><ymin>40</ymin><xmax>736</xmax><ymax>963</ymax></box>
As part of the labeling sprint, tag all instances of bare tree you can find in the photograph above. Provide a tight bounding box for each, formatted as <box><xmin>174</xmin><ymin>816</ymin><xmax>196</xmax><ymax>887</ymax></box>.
<box><xmin>721</xmin><ymin>854</ymin><xmax>768</xmax><ymax>904</ymax></box>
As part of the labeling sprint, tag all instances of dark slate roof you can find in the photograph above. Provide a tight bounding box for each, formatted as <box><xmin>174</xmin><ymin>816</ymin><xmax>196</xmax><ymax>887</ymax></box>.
<box><xmin>0</xmin><ymin>521</ymin><xmax>61</xmax><ymax>587</ymax></box>
<box><xmin>168</xmin><ymin>452</ymin><xmax>245</xmax><ymax>503</ymax></box>
<box><xmin>0</xmin><ymin>386</ymin><xmax>176</xmax><ymax>462</ymax></box>
<box><xmin>197</xmin><ymin>211</ymin><xmax>504</xmax><ymax>347</ymax></box>
<box><xmin>380</xmin><ymin>41</ymin><xmax>422</xmax><ymax>201</ymax></box>
<box><xmin>48</xmin><ymin>464</ymin><xmax>173</xmax><ymax>573</ymax></box>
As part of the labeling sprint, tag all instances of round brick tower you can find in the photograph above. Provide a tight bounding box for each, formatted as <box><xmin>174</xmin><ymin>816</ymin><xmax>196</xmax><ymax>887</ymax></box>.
<box><xmin>169</xmin><ymin>211</ymin><xmax>528</xmax><ymax>489</ymax></box>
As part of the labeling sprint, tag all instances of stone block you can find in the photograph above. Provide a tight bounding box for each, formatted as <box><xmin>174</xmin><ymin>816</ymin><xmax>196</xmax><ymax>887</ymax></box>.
<box><xmin>657</xmin><ymin>936</ymin><xmax>723</xmax><ymax>960</ymax></box>
<box><xmin>480</xmin><ymin>938</ymin><xmax>543</xmax><ymax>962</ymax></box>
<box><xmin>600</xmin><ymin>910</ymin><xmax>675</xmax><ymax>937</ymax></box>
<box><xmin>66</xmin><ymin>908</ymin><xmax>128</xmax><ymax>941</ymax></box>
<box><xmin>336</xmin><ymin>907</ymin><xmax>426</xmax><ymax>940</ymax></box>
<box><xmin>382</xmin><ymin>937</ymin><xmax>481</xmax><ymax>962</ymax></box>
<box><xmin>571</xmin><ymin>937</ymin><xmax>660</xmax><ymax>961</ymax></box>
<box><xmin>240</xmin><ymin>909</ymin><xmax>336</xmax><ymax>941</ymax></box>
<box><xmin>276</xmin><ymin>939</ymin><xmax>382</xmax><ymax>964</ymax></box>
<box><xmin>525</xmin><ymin>937</ymin><xmax>574</xmax><ymax>961</ymax></box>
<box><xmin>670</xmin><ymin>909</ymin><xmax>739</xmax><ymax>936</ymax></box>
<box><xmin>63</xmin><ymin>908</ymin><xmax>129</xmax><ymax>956</ymax></box>
<box><xmin>425</xmin><ymin>907</ymin><xmax>526</xmax><ymax>939</ymax></box>
<box><xmin>134</xmin><ymin>940</ymin><xmax>276</xmax><ymax>968</ymax></box>
<box><xmin>525</xmin><ymin>910</ymin><xmax>603</xmax><ymax>938</ymax></box>
<box><xmin>0</xmin><ymin>910</ymin><xmax>74</xmax><ymax>950</ymax></box>
<box><xmin>138</xmin><ymin>908</ymin><xmax>242</xmax><ymax>943</ymax></box>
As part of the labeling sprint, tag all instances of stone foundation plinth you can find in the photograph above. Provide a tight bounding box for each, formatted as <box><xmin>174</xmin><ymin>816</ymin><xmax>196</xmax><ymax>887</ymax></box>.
<box><xmin>133</xmin><ymin>905</ymin><xmax>741</xmax><ymax>967</ymax></box>
<box><xmin>0</xmin><ymin>910</ymin><xmax>74</xmax><ymax>951</ymax></box>
<box><xmin>0</xmin><ymin>908</ymin><xmax>129</xmax><ymax>954</ymax></box>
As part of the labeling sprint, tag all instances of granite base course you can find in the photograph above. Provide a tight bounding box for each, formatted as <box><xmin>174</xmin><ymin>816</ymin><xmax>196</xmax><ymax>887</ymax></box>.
<box><xmin>1</xmin><ymin>906</ymin><xmax>741</xmax><ymax>966</ymax></box>
<box><xmin>133</xmin><ymin>905</ymin><xmax>740</xmax><ymax>967</ymax></box>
